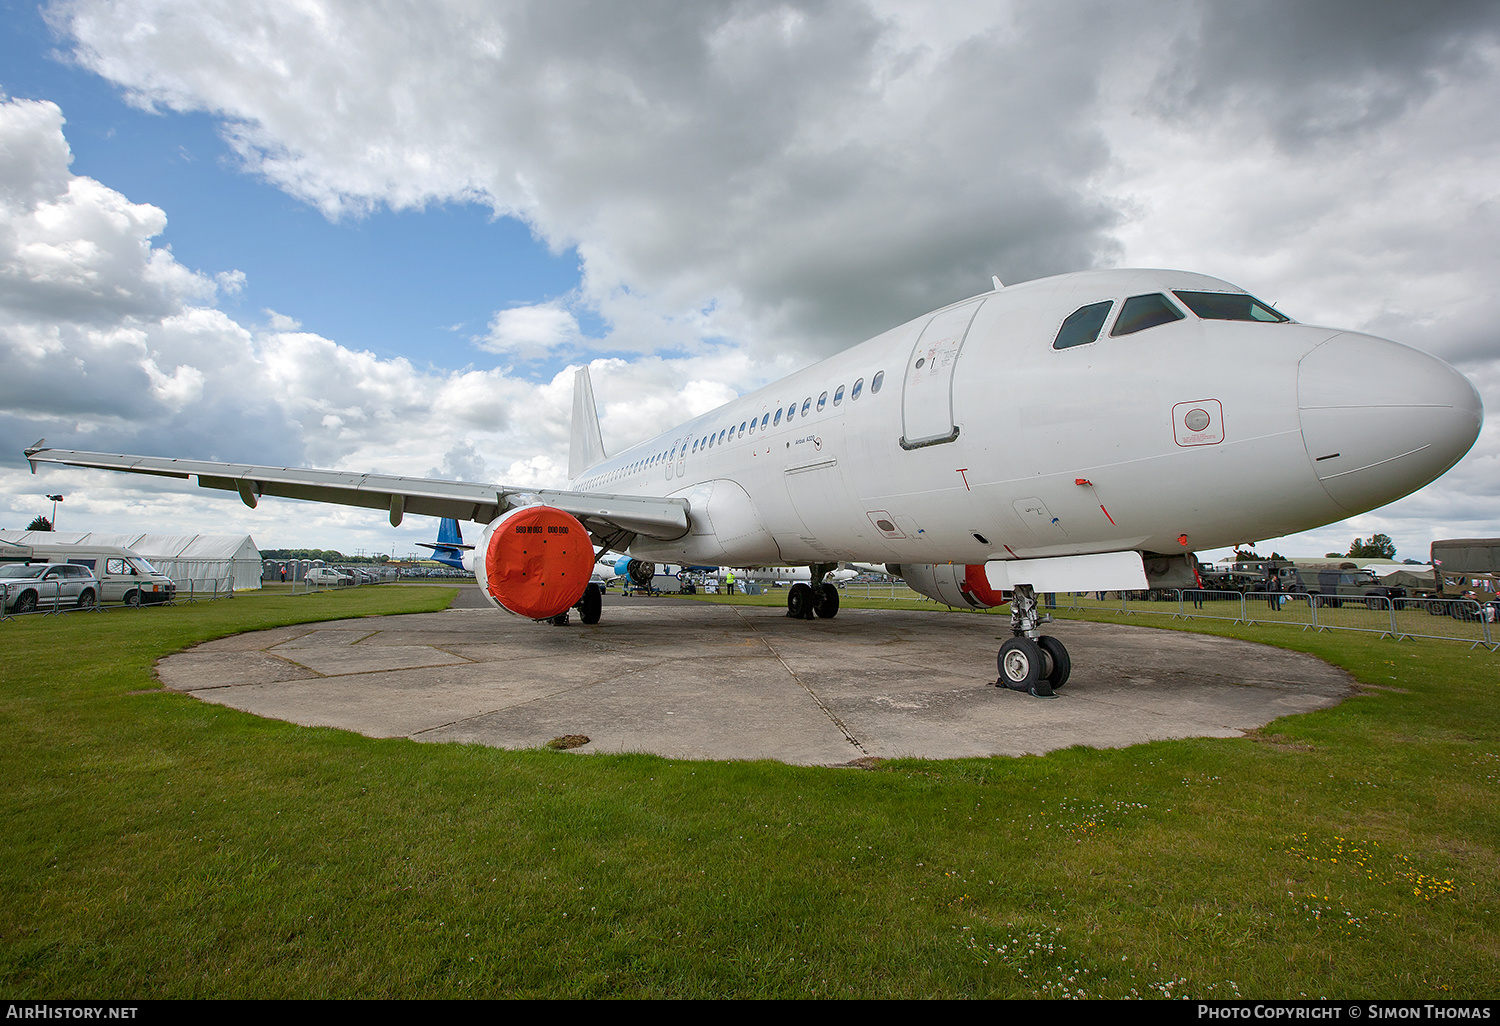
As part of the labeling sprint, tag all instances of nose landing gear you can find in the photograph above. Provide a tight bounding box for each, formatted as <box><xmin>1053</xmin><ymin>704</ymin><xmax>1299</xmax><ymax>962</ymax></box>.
<box><xmin>995</xmin><ymin>584</ymin><xmax>1069</xmax><ymax>697</ymax></box>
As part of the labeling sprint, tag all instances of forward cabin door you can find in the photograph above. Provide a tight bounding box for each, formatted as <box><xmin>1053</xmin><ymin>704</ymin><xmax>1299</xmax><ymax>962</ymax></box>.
<box><xmin>900</xmin><ymin>299</ymin><xmax>985</xmax><ymax>449</ymax></box>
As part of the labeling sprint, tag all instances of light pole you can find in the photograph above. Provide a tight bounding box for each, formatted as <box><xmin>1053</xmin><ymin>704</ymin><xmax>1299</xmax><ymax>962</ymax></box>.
<box><xmin>46</xmin><ymin>494</ymin><xmax>63</xmax><ymax>531</ymax></box>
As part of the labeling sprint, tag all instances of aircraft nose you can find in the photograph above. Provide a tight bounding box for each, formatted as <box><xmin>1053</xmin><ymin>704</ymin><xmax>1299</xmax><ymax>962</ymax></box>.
<box><xmin>1298</xmin><ymin>333</ymin><xmax>1482</xmax><ymax>514</ymax></box>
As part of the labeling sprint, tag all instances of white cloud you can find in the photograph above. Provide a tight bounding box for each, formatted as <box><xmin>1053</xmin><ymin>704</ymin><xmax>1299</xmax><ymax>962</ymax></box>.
<box><xmin>478</xmin><ymin>301</ymin><xmax>582</xmax><ymax>358</ymax></box>
<box><xmin>8</xmin><ymin>3</ymin><xmax>1500</xmax><ymax>555</ymax></box>
<box><xmin>0</xmin><ymin>94</ymin><xmax>803</xmax><ymax>549</ymax></box>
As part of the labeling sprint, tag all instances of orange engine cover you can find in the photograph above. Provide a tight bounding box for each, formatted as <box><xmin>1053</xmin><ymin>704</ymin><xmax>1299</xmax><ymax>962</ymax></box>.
<box><xmin>477</xmin><ymin>505</ymin><xmax>593</xmax><ymax>619</ymax></box>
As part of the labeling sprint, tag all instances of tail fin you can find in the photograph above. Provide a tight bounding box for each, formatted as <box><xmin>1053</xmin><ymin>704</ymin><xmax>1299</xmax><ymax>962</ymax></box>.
<box><xmin>436</xmin><ymin>517</ymin><xmax>464</xmax><ymax>549</ymax></box>
<box><xmin>416</xmin><ymin>517</ymin><xmax>473</xmax><ymax>570</ymax></box>
<box><xmin>569</xmin><ymin>365</ymin><xmax>607</xmax><ymax>480</ymax></box>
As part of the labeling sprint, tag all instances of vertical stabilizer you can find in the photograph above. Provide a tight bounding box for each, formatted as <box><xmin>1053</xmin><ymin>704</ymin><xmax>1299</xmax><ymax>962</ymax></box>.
<box><xmin>570</xmin><ymin>365</ymin><xmax>607</xmax><ymax>480</ymax></box>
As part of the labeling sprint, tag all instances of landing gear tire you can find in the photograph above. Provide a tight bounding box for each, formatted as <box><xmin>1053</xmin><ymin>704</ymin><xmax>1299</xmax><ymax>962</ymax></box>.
<box><xmin>813</xmin><ymin>583</ymin><xmax>840</xmax><ymax>619</ymax></box>
<box><xmin>1037</xmin><ymin>635</ymin><xmax>1071</xmax><ymax>690</ymax></box>
<box><xmin>997</xmin><ymin>637</ymin><xmax>1043</xmax><ymax>693</ymax></box>
<box><xmin>787</xmin><ymin>583</ymin><xmax>814</xmax><ymax>619</ymax></box>
<box><xmin>577</xmin><ymin>584</ymin><xmax>602</xmax><ymax>625</ymax></box>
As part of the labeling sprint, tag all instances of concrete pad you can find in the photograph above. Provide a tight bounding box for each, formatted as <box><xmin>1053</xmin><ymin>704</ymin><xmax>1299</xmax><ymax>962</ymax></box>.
<box><xmin>156</xmin><ymin>590</ymin><xmax>1357</xmax><ymax>765</ymax></box>
<box><xmin>157</xmin><ymin>651</ymin><xmax>319</xmax><ymax>690</ymax></box>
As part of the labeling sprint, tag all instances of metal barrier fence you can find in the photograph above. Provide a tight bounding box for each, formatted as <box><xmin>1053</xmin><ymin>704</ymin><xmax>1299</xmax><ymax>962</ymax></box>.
<box><xmin>286</xmin><ymin>574</ymin><xmax>388</xmax><ymax>595</ymax></box>
<box><xmin>1</xmin><ymin>576</ymin><xmax>237</xmax><ymax>620</ymax></box>
<box><xmin>836</xmin><ymin>581</ymin><xmax>938</xmax><ymax>603</ymax></box>
<box><xmin>0</xmin><ymin>578</ymin><xmax>100</xmax><ymax>619</ymax></box>
<box><xmin>174</xmin><ymin>577</ymin><xmax>236</xmax><ymax>603</ymax></box>
<box><xmin>1060</xmin><ymin>589</ymin><xmax>1496</xmax><ymax>650</ymax></box>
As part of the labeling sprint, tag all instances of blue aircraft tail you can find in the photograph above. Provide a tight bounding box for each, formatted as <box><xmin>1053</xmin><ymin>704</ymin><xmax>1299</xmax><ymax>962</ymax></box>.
<box><xmin>416</xmin><ymin>517</ymin><xmax>473</xmax><ymax>569</ymax></box>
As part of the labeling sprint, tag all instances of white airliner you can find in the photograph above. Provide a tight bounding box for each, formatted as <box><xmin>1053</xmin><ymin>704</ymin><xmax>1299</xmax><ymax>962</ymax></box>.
<box><xmin>25</xmin><ymin>269</ymin><xmax>1482</xmax><ymax>695</ymax></box>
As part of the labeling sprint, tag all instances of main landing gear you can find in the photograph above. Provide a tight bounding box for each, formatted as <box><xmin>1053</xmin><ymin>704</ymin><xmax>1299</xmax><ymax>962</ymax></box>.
<box><xmin>787</xmin><ymin>564</ymin><xmax>840</xmax><ymax>620</ymax></box>
<box><xmin>995</xmin><ymin>584</ymin><xmax>1070</xmax><ymax>698</ymax></box>
<box><xmin>549</xmin><ymin>583</ymin><xmax>604</xmax><ymax>626</ymax></box>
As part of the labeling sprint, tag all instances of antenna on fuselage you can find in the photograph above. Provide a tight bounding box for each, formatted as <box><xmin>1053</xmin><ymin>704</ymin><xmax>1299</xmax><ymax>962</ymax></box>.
<box><xmin>992</xmin><ymin>275</ymin><xmax>1004</xmax><ymax>291</ymax></box>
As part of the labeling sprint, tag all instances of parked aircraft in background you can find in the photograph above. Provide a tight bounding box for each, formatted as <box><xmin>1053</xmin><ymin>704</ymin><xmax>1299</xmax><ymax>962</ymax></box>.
<box><xmin>416</xmin><ymin>517</ymin><xmax>472</xmax><ymax>571</ymax></box>
<box><xmin>739</xmin><ymin>565</ymin><xmax>860</xmax><ymax>585</ymax></box>
<box><xmin>27</xmin><ymin>268</ymin><xmax>1482</xmax><ymax>695</ymax></box>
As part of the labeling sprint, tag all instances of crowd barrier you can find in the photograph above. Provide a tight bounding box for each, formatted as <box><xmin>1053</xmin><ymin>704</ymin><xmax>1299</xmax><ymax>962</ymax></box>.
<box><xmin>1</xmin><ymin>575</ymin><xmax>237</xmax><ymax>620</ymax></box>
<box><xmin>0</xmin><ymin>578</ymin><xmax>98</xmax><ymax>619</ymax></box>
<box><xmin>174</xmin><ymin>577</ymin><xmax>236</xmax><ymax>603</ymax></box>
<box><xmin>1061</xmin><ymin>589</ymin><xmax>1495</xmax><ymax>650</ymax></box>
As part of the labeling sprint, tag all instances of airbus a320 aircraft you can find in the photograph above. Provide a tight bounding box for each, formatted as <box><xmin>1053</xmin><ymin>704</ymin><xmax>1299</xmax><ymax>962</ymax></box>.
<box><xmin>26</xmin><ymin>269</ymin><xmax>1482</xmax><ymax>696</ymax></box>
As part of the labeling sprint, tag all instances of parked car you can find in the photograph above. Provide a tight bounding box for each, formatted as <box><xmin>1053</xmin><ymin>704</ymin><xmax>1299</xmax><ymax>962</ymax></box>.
<box><xmin>0</xmin><ymin>563</ymin><xmax>99</xmax><ymax>613</ymax></box>
<box><xmin>12</xmin><ymin>544</ymin><xmax>176</xmax><ymax>606</ymax></box>
<box><xmin>305</xmin><ymin>567</ymin><xmax>352</xmax><ymax>586</ymax></box>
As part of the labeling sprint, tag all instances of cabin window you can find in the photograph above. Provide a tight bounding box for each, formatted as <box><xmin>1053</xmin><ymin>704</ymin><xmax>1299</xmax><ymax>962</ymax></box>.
<box><xmin>719</xmin><ymin>429</ymin><xmax>727</xmax><ymax>444</ymax></box>
<box><xmin>871</xmin><ymin>370</ymin><xmax>884</xmax><ymax>394</ymax></box>
<box><xmin>1053</xmin><ymin>300</ymin><xmax>1113</xmax><ymax>349</ymax></box>
<box><xmin>787</xmin><ymin>403</ymin><xmax>797</xmax><ymax>420</ymax></box>
<box><xmin>774</xmin><ymin>408</ymin><xmax>783</xmax><ymax>426</ymax></box>
<box><xmin>852</xmin><ymin>377</ymin><xmax>864</xmax><ymax>400</ymax></box>
<box><xmin>748</xmin><ymin>417</ymin><xmax>757</xmax><ymax>435</ymax></box>
<box><xmin>761</xmin><ymin>413</ymin><xmax>770</xmax><ymax>430</ymax></box>
<box><xmin>801</xmin><ymin>398</ymin><xmax>812</xmax><ymax>417</ymax></box>
<box><xmin>817</xmin><ymin>391</ymin><xmax>828</xmax><ymax>412</ymax></box>
<box><xmin>1172</xmin><ymin>290</ymin><xmax>1289</xmax><ymax>323</ymax></box>
<box><xmin>692</xmin><ymin>439</ymin><xmax>699</xmax><ymax>452</ymax></box>
<box><xmin>739</xmin><ymin>421</ymin><xmax>747</xmax><ymax>436</ymax></box>
<box><xmin>833</xmin><ymin>385</ymin><xmax>845</xmax><ymax>406</ymax></box>
<box><xmin>1112</xmin><ymin>293</ymin><xmax>1185</xmax><ymax>336</ymax></box>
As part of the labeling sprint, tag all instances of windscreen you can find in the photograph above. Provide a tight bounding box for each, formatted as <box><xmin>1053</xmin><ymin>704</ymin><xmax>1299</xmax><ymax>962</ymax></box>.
<box><xmin>1172</xmin><ymin>290</ymin><xmax>1289</xmax><ymax>322</ymax></box>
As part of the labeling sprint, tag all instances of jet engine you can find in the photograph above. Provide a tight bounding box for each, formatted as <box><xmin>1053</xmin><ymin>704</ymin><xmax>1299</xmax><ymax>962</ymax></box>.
<box><xmin>890</xmin><ymin>563</ymin><xmax>1009</xmax><ymax>609</ymax></box>
<box><xmin>614</xmin><ymin>556</ymin><xmax>656</xmax><ymax>587</ymax></box>
<box><xmin>474</xmin><ymin>505</ymin><xmax>594</xmax><ymax>619</ymax></box>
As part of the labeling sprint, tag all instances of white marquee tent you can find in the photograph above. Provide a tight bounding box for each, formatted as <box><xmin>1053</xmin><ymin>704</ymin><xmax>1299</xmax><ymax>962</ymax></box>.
<box><xmin>0</xmin><ymin>531</ymin><xmax>262</xmax><ymax>591</ymax></box>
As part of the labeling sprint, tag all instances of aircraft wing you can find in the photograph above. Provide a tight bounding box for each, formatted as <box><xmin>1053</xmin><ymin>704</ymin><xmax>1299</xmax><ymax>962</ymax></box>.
<box><xmin>23</xmin><ymin>444</ymin><xmax>691</xmax><ymax>542</ymax></box>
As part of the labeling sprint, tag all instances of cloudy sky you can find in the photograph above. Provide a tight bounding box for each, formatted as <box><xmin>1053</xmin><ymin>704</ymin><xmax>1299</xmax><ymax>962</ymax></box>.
<box><xmin>1</xmin><ymin>0</ymin><xmax>1497</xmax><ymax>561</ymax></box>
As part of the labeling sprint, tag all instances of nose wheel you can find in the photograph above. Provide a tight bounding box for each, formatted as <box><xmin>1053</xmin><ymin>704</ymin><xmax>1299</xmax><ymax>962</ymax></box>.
<box><xmin>995</xmin><ymin>584</ymin><xmax>1070</xmax><ymax>697</ymax></box>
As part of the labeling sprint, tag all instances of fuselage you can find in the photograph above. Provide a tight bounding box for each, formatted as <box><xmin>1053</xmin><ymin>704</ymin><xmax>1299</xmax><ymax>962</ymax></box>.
<box><xmin>567</xmin><ymin>269</ymin><xmax>1482</xmax><ymax>568</ymax></box>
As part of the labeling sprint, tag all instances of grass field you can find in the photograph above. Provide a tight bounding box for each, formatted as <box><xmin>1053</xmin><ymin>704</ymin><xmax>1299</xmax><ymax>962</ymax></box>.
<box><xmin>1</xmin><ymin>585</ymin><xmax>1495</xmax><ymax>998</ymax></box>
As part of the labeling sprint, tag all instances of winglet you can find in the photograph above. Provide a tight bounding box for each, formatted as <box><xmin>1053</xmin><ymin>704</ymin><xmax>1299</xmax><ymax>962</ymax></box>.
<box><xmin>25</xmin><ymin>439</ymin><xmax>45</xmax><ymax>474</ymax></box>
<box><xmin>569</xmin><ymin>366</ymin><xmax>607</xmax><ymax>481</ymax></box>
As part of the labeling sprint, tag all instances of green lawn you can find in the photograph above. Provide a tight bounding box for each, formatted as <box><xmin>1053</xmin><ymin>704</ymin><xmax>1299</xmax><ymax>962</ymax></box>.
<box><xmin>1</xmin><ymin>586</ymin><xmax>1495</xmax><ymax>997</ymax></box>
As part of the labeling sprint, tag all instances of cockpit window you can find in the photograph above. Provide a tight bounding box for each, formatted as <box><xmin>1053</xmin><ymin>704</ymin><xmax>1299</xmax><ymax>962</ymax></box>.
<box><xmin>1053</xmin><ymin>300</ymin><xmax>1113</xmax><ymax>349</ymax></box>
<box><xmin>1172</xmin><ymin>290</ymin><xmax>1289</xmax><ymax>323</ymax></box>
<box><xmin>1111</xmin><ymin>293</ymin><xmax>1185</xmax><ymax>337</ymax></box>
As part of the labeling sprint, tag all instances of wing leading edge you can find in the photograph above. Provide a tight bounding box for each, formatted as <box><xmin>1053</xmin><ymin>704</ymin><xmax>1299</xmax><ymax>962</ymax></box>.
<box><xmin>23</xmin><ymin>444</ymin><xmax>690</xmax><ymax>542</ymax></box>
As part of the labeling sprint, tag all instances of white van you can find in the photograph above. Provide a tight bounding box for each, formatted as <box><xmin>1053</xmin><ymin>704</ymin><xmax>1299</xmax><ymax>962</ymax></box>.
<box><xmin>20</xmin><ymin>544</ymin><xmax>178</xmax><ymax>606</ymax></box>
